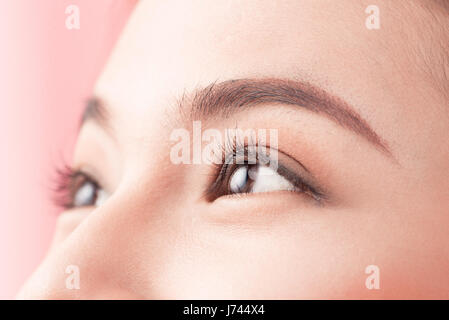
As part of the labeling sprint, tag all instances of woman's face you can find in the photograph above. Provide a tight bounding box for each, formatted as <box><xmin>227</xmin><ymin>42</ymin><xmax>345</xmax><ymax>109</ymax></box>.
<box><xmin>19</xmin><ymin>0</ymin><xmax>449</xmax><ymax>299</ymax></box>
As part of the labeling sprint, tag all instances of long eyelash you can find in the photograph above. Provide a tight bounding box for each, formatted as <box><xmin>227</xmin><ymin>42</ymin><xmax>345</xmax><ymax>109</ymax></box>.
<box><xmin>215</xmin><ymin>131</ymin><xmax>246</xmax><ymax>166</ymax></box>
<box><xmin>205</xmin><ymin>130</ymin><xmax>271</xmax><ymax>200</ymax></box>
<box><xmin>52</xmin><ymin>164</ymin><xmax>78</xmax><ymax>210</ymax></box>
<box><xmin>203</xmin><ymin>134</ymin><xmax>242</xmax><ymax>200</ymax></box>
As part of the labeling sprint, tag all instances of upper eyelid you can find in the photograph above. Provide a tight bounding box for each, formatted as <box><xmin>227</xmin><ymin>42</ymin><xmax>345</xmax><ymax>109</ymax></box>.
<box><xmin>73</xmin><ymin>164</ymin><xmax>108</xmax><ymax>191</ymax></box>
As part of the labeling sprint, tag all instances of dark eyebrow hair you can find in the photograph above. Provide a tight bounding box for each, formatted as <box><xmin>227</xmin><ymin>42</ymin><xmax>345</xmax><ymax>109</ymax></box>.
<box><xmin>185</xmin><ymin>78</ymin><xmax>392</xmax><ymax>156</ymax></box>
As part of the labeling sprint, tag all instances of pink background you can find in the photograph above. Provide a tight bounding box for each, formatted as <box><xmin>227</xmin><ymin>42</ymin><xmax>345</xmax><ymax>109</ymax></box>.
<box><xmin>0</xmin><ymin>0</ymin><xmax>136</xmax><ymax>299</ymax></box>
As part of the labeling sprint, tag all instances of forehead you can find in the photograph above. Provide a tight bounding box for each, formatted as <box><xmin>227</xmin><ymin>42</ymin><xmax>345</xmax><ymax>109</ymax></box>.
<box><xmin>93</xmin><ymin>0</ymin><xmax>445</xmax><ymax>153</ymax></box>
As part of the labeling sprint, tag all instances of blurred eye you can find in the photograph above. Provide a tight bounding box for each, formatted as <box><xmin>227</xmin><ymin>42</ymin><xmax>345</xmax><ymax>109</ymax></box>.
<box><xmin>54</xmin><ymin>167</ymin><xmax>108</xmax><ymax>209</ymax></box>
<box><xmin>73</xmin><ymin>179</ymin><xmax>107</xmax><ymax>207</ymax></box>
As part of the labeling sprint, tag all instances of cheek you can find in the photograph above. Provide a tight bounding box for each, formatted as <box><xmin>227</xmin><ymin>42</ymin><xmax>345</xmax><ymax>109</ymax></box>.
<box><xmin>44</xmin><ymin>175</ymin><xmax>449</xmax><ymax>299</ymax></box>
<box><xmin>50</xmin><ymin>210</ymin><xmax>90</xmax><ymax>252</ymax></box>
<box><xmin>150</xmin><ymin>203</ymin><xmax>449</xmax><ymax>299</ymax></box>
<box><xmin>147</xmin><ymin>207</ymin><xmax>368</xmax><ymax>299</ymax></box>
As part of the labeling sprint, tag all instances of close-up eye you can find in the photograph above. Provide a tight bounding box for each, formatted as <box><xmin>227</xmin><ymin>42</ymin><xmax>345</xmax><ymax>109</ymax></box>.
<box><xmin>55</xmin><ymin>167</ymin><xmax>108</xmax><ymax>209</ymax></box>
<box><xmin>207</xmin><ymin>143</ymin><xmax>326</xmax><ymax>203</ymax></box>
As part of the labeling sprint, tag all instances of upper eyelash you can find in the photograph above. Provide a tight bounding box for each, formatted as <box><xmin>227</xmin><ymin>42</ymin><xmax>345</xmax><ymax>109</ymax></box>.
<box><xmin>52</xmin><ymin>164</ymin><xmax>76</xmax><ymax>209</ymax></box>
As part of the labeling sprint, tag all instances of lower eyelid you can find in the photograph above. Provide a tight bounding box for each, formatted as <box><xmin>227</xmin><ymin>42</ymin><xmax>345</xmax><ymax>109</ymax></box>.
<box><xmin>207</xmin><ymin>190</ymin><xmax>325</xmax><ymax>225</ymax></box>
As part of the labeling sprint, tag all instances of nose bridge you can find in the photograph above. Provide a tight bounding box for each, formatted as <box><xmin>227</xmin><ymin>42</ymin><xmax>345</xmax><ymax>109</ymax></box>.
<box><xmin>18</xmin><ymin>185</ymin><xmax>171</xmax><ymax>299</ymax></box>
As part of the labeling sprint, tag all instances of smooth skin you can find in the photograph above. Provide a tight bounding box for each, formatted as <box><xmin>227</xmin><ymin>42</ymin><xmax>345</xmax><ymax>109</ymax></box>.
<box><xmin>18</xmin><ymin>0</ymin><xmax>449</xmax><ymax>299</ymax></box>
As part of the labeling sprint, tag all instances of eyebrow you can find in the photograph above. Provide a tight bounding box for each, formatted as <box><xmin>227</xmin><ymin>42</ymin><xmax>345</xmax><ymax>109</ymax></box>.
<box><xmin>187</xmin><ymin>78</ymin><xmax>391</xmax><ymax>155</ymax></box>
<box><xmin>82</xmin><ymin>78</ymin><xmax>392</xmax><ymax>156</ymax></box>
<box><xmin>81</xmin><ymin>97</ymin><xmax>109</xmax><ymax>128</ymax></box>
